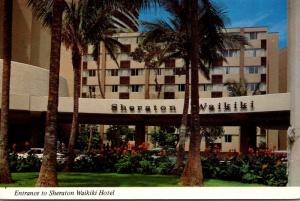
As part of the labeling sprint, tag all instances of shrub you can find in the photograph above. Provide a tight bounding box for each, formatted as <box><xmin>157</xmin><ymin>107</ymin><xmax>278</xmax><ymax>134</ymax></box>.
<box><xmin>115</xmin><ymin>154</ymin><xmax>143</xmax><ymax>174</ymax></box>
<box><xmin>201</xmin><ymin>150</ymin><xmax>287</xmax><ymax>186</ymax></box>
<box><xmin>9</xmin><ymin>152</ymin><xmax>41</xmax><ymax>172</ymax></box>
<box><xmin>73</xmin><ymin>154</ymin><xmax>118</xmax><ymax>172</ymax></box>
<box><xmin>138</xmin><ymin>159</ymin><xmax>156</xmax><ymax>174</ymax></box>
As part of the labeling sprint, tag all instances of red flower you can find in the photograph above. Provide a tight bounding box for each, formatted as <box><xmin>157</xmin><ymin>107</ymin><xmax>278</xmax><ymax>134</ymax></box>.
<box><xmin>248</xmin><ymin>148</ymin><xmax>254</xmax><ymax>155</ymax></box>
<box><xmin>116</xmin><ymin>147</ymin><xmax>121</xmax><ymax>155</ymax></box>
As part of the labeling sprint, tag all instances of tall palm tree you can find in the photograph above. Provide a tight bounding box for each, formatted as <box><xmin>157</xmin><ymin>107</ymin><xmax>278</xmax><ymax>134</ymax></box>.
<box><xmin>63</xmin><ymin>1</ymin><xmax>126</xmax><ymax>171</ymax></box>
<box><xmin>28</xmin><ymin>0</ymin><xmax>65</xmax><ymax>187</ymax></box>
<box><xmin>142</xmin><ymin>0</ymin><xmax>247</xmax><ymax>179</ymax></box>
<box><xmin>181</xmin><ymin>0</ymin><xmax>202</xmax><ymax>186</ymax></box>
<box><xmin>0</xmin><ymin>0</ymin><xmax>13</xmax><ymax>184</ymax></box>
<box><xmin>29</xmin><ymin>0</ymin><xmax>159</xmax><ymax>173</ymax></box>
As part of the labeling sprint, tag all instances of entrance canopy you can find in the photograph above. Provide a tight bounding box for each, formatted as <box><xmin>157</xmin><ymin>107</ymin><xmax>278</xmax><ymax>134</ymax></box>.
<box><xmin>7</xmin><ymin>93</ymin><xmax>290</xmax><ymax>129</ymax></box>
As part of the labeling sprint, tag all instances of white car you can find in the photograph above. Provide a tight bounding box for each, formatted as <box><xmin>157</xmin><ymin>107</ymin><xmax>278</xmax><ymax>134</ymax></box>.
<box><xmin>17</xmin><ymin>148</ymin><xmax>44</xmax><ymax>160</ymax></box>
<box><xmin>17</xmin><ymin>148</ymin><xmax>66</xmax><ymax>163</ymax></box>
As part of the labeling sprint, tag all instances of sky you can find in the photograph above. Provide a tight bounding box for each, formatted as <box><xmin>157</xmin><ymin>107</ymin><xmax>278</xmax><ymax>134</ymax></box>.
<box><xmin>139</xmin><ymin>0</ymin><xmax>287</xmax><ymax>48</ymax></box>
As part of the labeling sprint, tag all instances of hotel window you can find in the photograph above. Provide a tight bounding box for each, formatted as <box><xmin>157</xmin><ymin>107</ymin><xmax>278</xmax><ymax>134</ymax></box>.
<box><xmin>119</xmin><ymin>85</ymin><xmax>129</xmax><ymax>93</ymax></box>
<box><xmin>119</xmin><ymin>69</ymin><xmax>130</xmax><ymax>76</ymax></box>
<box><xmin>225</xmin><ymin>66</ymin><xmax>239</xmax><ymax>74</ymax></box>
<box><xmin>199</xmin><ymin>84</ymin><xmax>212</xmax><ymax>91</ymax></box>
<box><xmin>257</xmin><ymin>32</ymin><xmax>267</xmax><ymax>39</ymax></box>
<box><xmin>155</xmin><ymin>84</ymin><xmax>162</xmax><ymax>92</ymax></box>
<box><xmin>88</xmin><ymin>86</ymin><xmax>96</xmax><ymax>93</ymax></box>
<box><xmin>131</xmin><ymin>69</ymin><xmax>143</xmax><ymax>76</ymax></box>
<box><xmin>256</xmin><ymin>49</ymin><xmax>266</xmax><ymax>57</ymax></box>
<box><xmin>82</xmin><ymin>85</ymin><xmax>88</xmax><ymax>93</ymax></box>
<box><xmin>249</xmin><ymin>32</ymin><xmax>258</xmax><ymax>40</ymax></box>
<box><xmin>165</xmin><ymin>68</ymin><xmax>175</xmax><ymax>76</ymax></box>
<box><xmin>247</xmin><ymin>83</ymin><xmax>258</xmax><ymax>91</ymax></box>
<box><xmin>245</xmin><ymin>49</ymin><xmax>257</xmax><ymax>57</ymax></box>
<box><xmin>118</xmin><ymin>53</ymin><xmax>130</xmax><ymax>60</ymax></box>
<box><xmin>211</xmin><ymin>67</ymin><xmax>224</xmax><ymax>74</ymax></box>
<box><xmin>223</xmin><ymin>50</ymin><xmax>240</xmax><ymax>57</ymax></box>
<box><xmin>245</xmin><ymin>66</ymin><xmax>259</xmax><ymax>74</ymax></box>
<box><xmin>212</xmin><ymin>84</ymin><xmax>224</xmax><ymax>92</ymax></box>
<box><xmin>131</xmin><ymin>85</ymin><xmax>142</xmax><ymax>92</ymax></box>
<box><xmin>112</xmin><ymin>85</ymin><xmax>118</xmax><ymax>92</ymax></box>
<box><xmin>178</xmin><ymin>84</ymin><xmax>185</xmax><ymax>92</ymax></box>
<box><xmin>155</xmin><ymin>68</ymin><xmax>162</xmax><ymax>75</ymax></box>
<box><xmin>224</xmin><ymin>135</ymin><xmax>232</xmax><ymax>143</ymax></box>
<box><xmin>174</xmin><ymin>68</ymin><xmax>184</xmax><ymax>75</ymax></box>
<box><xmin>82</xmin><ymin>70</ymin><xmax>88</xmax><ymax>77</ymax></box>
<box><xmin>89</xmin><ymin>70</ymin><xmax>96</xmax><ymax>77</ymax></box>
<box><xmin>164</xmin><ymin>85</ymin><xmax>175</xmax><ymax>92</ymax></box>
<box><xmin>259</xmin><ymin>83</ymin><xmax>266</xmax><ymax>91</ymax></box>
<box><xmin>108</xmin><ymin>69</ymin><xmax>118</xmax><ymax>76</ymax></box>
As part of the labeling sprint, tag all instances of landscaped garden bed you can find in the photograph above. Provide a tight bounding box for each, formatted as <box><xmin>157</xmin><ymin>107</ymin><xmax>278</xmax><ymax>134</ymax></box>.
<box><xmin>7</xmin><ymin>145</ymin><xmax>287</xmax><ymax>187</ymax></box>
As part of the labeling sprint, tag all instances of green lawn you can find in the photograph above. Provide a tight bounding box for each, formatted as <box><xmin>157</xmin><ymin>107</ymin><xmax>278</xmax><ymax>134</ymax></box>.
<box><xmin>0</xmin><ymin>173</ymin><xmax>265</xmax><ymax>187</ymax></box>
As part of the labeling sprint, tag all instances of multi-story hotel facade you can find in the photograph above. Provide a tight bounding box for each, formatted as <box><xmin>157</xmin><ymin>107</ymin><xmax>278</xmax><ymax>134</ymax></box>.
<box><xmin>78</xmin><ymin>29</ymin><xmax>287</xmax><ymax>151</ymax></box>
<box><xmin>0</xmin><ymin>0</ymin><xmax>288</xmax><ymax>152</ymax></box>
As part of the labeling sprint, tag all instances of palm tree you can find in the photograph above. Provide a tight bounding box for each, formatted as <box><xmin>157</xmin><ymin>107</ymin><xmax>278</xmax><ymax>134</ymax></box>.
<box><xmin>29</xmin><ymin>0</ymin><xmax>160</xmax><ymax>173</ymax></box>
<box><xmin>131</xmin><ymin>42</ymin><xmax>173</xmax><ymax>99</ymax></box>
<box><xmin>142</xmin><ymin>0</ymin><xmax>247</xmax><ymax>179</ymax></box>
<box><xmin>0</xmin><ymin>0</ymin><xmax>13</xmax><ymax>184</ymax></box>
<box><xmin>28</xmin><ymin>0</ymin><xmax>65</xmax><ymax>187</ymax></box>
<box><xmin>62</xmin><ymin>1</ymin><xmax>126</xmax><ymax>171</ymax></box>
<box><xmin>225</xmin><ymin>78</ymin><xmax>262</xmax><ymax>97</ymax></box>
<box><xmin>225</xmin><ymin>79</ymin><xmax>248</xmax><ymax>97</ymax></box>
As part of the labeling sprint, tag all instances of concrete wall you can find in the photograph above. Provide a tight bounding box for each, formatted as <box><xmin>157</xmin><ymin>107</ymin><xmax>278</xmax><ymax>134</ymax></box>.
<box><xmin>279</xmin><ymin>48</ymin><xmax>288</xmax><ymax>93</ymax></box>
<box><xmin>0</xmin><ymin>60</ymin><xmax>69</xmax><ymax>97</ymax></box>
<box><xmin>0</xmin><ymin>0</ymin><xmax>51</xmax><ymax>68</ymax></box>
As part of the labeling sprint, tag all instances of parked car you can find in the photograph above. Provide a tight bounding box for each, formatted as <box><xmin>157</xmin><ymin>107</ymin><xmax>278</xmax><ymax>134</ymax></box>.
<box><xmin>74</xmin><ymin>153</ymin><xmax>101</xmax><ymax>161</ymax></box>
<box><xmin>17</xmin><ymin>148</ymin><xmax>66</xmax><ymax>163</ymax></box>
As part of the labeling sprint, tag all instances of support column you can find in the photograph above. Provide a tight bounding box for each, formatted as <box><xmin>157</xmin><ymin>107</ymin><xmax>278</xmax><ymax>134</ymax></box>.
<box><xmin>135</xmin><ymin>123</ymin><xmax>145</xmax><ymax>147</ymax></box>
<box><xmin>240</xmin><ymin>125</ymin><xmax>257</xmax><ymax>154</ymax></box>
<box><xmin>288</xmin><ymin>0</ymin><xmax>300</xmax><ymax>186</ymax></box>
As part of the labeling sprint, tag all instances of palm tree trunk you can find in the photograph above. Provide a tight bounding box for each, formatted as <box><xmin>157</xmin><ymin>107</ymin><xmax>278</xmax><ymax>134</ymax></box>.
<box><xmin>0</xmin><ymin>0</ymin><xmax>13</xmax><ymax>184</ymax></box>
<box><xmin>65</xmin><ymin>49</ymin><xmax>81</xmax><ymax>171</ymax></box>
<box><xmin>96</xmin><ymin>44</ymin><xmax>105</xmax><ymax>99</ymax></box>
<box><xmin>87</xmin><ymin>126</ymin><xmax>93</xmax><ymax>153</ymax></box>
<box><xmin>36</xmin><ymin>0</ymin><xmax>64</xmax><ymax>187</ymax></box>
<box><xmin>173</xmin><ymin>59</ymin><xmax>190</xmax><ymax>174</ymax></box>
<box><xmin>180</xmin><ymin>0</ymin><xmax>203</xmax><ymax>186</ymax></box>
<box><xmin>145</xmin><ymin>67</ymin><xmax>150</xmax><ymax>99</ymax></box>
<box><xmin>96</xmin><ymin>44</ymin><xmax>105</xmax><ymax>152</ymax></box>
<box><xmin>154</xmin><ymin>70</ymin><xmax>161</xmax><ymax>99</ymax></box>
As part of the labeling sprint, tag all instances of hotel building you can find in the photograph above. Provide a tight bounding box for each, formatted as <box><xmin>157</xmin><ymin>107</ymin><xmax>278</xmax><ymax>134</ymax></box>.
<box><xmin>79</xmin><ymin>29</ymin><xmax>287</xmax><ymax>151</ymax></box>
<box><xmin>0</xmin><ymin>0</ymin><xmax>288</xmax><ymax>152</ymax></box>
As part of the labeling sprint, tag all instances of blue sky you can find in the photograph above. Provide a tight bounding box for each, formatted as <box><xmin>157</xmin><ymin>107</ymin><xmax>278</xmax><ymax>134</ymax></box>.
<box><xmin>139</xmin><ymin>0</ymin><xmax>287</xmax><ymax>48</ymax></box>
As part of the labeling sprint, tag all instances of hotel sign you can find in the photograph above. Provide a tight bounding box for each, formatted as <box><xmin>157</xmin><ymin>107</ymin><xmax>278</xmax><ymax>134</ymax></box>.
<box><xmin>111</xmin><ymin>104</ymin><xmax>177</xmax><ymax>113</ymax></box>
<box><xmin>111</xmin><ymin>100</ymin><xmax>254</xmax><ymax>114</ymax></box>
<box><xmin>200</xmin><ymin>100</ymin><xmax>254</xmax><ymax>112</ymax></box>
